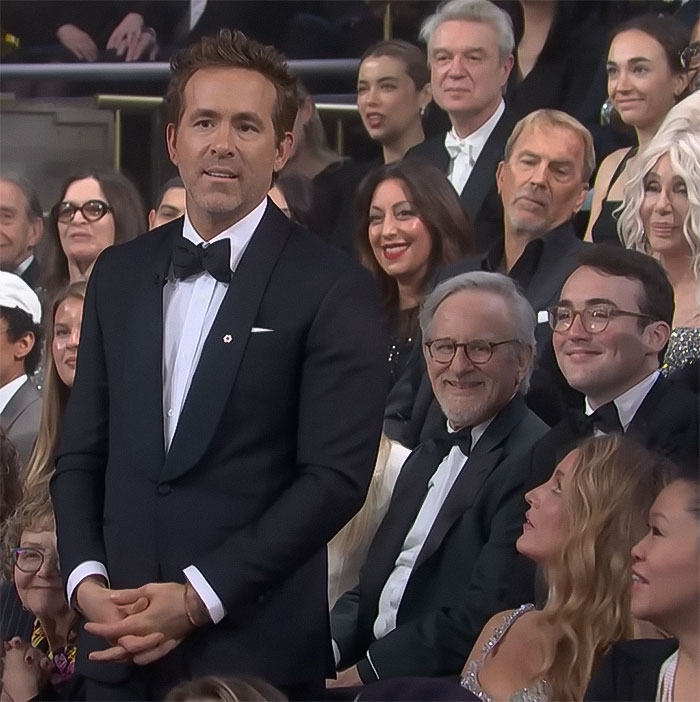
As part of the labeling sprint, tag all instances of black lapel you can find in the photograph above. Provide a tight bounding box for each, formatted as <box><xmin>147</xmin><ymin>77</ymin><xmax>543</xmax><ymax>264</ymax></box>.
<box><xmin>121</xmin><ymin>223</ymin><xmax>177</xmax><ymax>481</ymax></box>
<box><xmin>626</xmin><ymin>376</ymin><xmax>667</xmax><ymax>445</ymax></box>
<box><xmin>161</xmin><ymin>206</ymin><xmax>291</xmax><ymax>482</ymax></box>
<box><xmin>414</xmin><ymin>395</ymin><xmax>528</xmax><ymax>569</ymax></box>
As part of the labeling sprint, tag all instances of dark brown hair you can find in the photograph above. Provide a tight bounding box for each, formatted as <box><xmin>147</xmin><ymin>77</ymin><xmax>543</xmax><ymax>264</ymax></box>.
<box><xmin>354</xmin><ymin>159</ymin><xmax>474</xmax><ymax>318</ymax></box>
<box><xmin>166</xmin><ymin>28</ymin><xmax>298</xmax><ymax>144</ymax></box>
<box><xmin>166</xmin><ymin>675</ymin><xmax>287</xmax><ymax>702</ymax></box>
<box><xmin>360</xmin><ymin>39</ymin><xmax>430</xmax><ymax>90</ymax></box>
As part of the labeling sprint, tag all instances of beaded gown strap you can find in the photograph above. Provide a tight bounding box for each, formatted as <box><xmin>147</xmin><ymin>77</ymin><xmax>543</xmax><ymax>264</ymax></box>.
<box><xmin>477</xmin><ymin>604</ymin><xmax>536</xmax><ymax>664</ymax></box>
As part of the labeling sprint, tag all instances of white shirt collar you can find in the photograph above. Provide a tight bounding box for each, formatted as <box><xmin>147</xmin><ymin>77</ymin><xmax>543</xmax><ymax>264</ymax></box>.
<box><xmin>0</xmin><ymin>374</ymin><xmax>29</xmax><ymax>414</ymax></box>
<box><xmin>446</xmin><ymin>415</ymin><xmax>494</xmax><ymax>452</ymax></box>
<box><xmin>13</xmin><ymin>255</ymin><xmax>34</xmax><ymax>277</ymax></box>
<box><xmin>585</xmin><ymin>370</ymin><xmax>660</xmax><ymax>431</ymax></box>
<box><xmin>181</xmin><ymin>197</ymin><xmax>268</xmax><ymax>273</ymax></box>
<box><xmin>446</xmin><ymin>99</ymin><xmax>505</xmax><ymax>156</ymax></box>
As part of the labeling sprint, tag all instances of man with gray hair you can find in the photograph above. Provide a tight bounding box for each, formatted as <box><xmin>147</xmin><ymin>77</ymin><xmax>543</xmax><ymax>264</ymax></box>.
<box><xmin>406</xmin><ymin>0</ymin><xmax>516</xmax><ymax>251</ymax></box>
<box><xmin>329</xmin><ymin>271</ymin><xmax>547</xmax><ymax>685</ymax></box>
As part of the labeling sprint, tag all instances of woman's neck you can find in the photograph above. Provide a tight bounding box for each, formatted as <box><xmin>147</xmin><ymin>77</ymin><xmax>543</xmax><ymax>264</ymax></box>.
<box><xmin>67</xmin><ymin>257</ymin><xmax>95</xmax><ymax>283</ymax></box>
<box><xmin>382</xmin><ymin>122</ymin><xmax>425</xmax><ymax>164</ymax></box>
<box><xmin>396</xmin><ymin>281</ymin><xmax>422</xmax><ymax>311</ymax></box>
<box><xmin>518</xmin><ymin>1</ymin><xmax>557</xmax><ymax>81</ymax></box>
<box><xmin>658</xmin><ymin>251</ymin><xmax>695</xmax><ymax>288</ymax></box>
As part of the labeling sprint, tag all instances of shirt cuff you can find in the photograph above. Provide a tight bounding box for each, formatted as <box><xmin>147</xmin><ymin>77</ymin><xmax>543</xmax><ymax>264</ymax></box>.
<box><xmin>183</xmin><ymin>565</ymin><xmax>226</xmax><ymax>624</ymax></box>
<box><xmin>356</xmin><ymin>653</ymin><xmax>380</xmax><ymax>683</ymax></box>
<box><xmin>67</xmin><ymin>561</ymin><xmax>109</xmax><ymax>605</ymax></box>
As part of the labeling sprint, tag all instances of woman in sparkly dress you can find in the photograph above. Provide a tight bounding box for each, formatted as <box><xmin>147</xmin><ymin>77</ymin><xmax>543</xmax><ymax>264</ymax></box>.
<box><xmin>354</xmin><ymin>160</ymin><xmax>473</xmax><ymax>390</ymax></box>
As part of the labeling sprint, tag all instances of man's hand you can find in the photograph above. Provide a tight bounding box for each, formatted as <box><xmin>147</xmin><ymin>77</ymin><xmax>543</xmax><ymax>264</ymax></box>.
<box><xmin>56</xmin><ymin>24</ymin><xmax>98</xmax><ymax>61</ymax></box>
<box><xmin>85</xmin><ymin>582</ymin><xmax>205</xmax><ymax>665</ymax></box>
<box><xmin>106</xmin><ymin>13</ymin><xmax>153</xmax><ymax>61</ymax></box>
<box><xmin>326</xmin><ymin>665</ymin><xmax>363</xmax><ymax>688</ymax></box>
<box><xmin>75</xmin><ymin>577</ymin><xmax>148</xmax><ymax>625</ymax></box>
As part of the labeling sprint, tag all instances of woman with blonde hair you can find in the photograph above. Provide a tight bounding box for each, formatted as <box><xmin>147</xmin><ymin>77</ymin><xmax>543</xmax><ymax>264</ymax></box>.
<box><xmin>23</xmin><ymin>282</ymin><xmax>86</xmax><ymax>490</ymax></box>
<box><xmin>459</xmin><ymin>434</ymin><xmax>667</xmax><ymax>702</ymax></box>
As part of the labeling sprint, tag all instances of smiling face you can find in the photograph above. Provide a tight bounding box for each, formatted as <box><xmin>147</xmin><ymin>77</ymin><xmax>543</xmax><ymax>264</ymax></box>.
<box><xmin>517</xmin><ymin>450</ymin><xmax>577</xmax><ymax>566</ymax></box>
<box><xmin>52</xmin><ymin>295</ymin><xmax>83</xmax><ymax>388</ymax></box>
<box><xmin>357</xmin><ymin>55</ymin><xmax>429</xmax><ymax>145</ymax></box>
<box><xmin>166</xmin><ymin>66</ymin><xmax>292</xmax><ymax>240</ymax></box>
<box><xmin>631</xmin><ymin>480</ymin><xmax>700</xmax><ymax>636</ymax></box>
<box><xmin>553</xmin><ymin>266</ymin><xmax>669</xmax><ymax>407</ymax></box>
<box><xmin>368</xmin><ymin>178</ymin><xmax>432</xmax><ymax>296</ymax></box>
<box><xmin>57</xmin><ymin>178</ymin><xmax>115</xmax><ymax>268</ymax></box>
<box><xmin>423</xmin><ymin>288</ymin><xmax>529</xmax><ymax>429</ymax></box>
<box><xmin>497</xmin><ymin>123</ymin><xmax>588</xmax><ymax>236</ymax></box>
<box><xmin>428</xmin><ymin>19</ymin><xmax>512</xmax><ymax>134</ymax></box>
<box><xmin>640</xmin><ymin>154</ymin><xmax>691</xmax><ymax>258</ymax></box>
<box><xmin>607</xmin><ymin>30</ymin><xmax>686</xmax><ymax>132</ymax></box>
<box><xmin>0</xmin><ymin>180</ymin><xmax>42</xmax><ymax>272</ymax></box>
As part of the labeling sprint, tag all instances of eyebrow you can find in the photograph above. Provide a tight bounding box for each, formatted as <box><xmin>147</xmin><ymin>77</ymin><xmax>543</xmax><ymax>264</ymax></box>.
<box><xmin>649</xmin><ymin>511</ymin><xmax>669</xmax><ymax>523</ymax></box>
<box><xmin>558</xmin><ymin>297</ymin><xmax>620</xmax><ymax>307</ymax></box>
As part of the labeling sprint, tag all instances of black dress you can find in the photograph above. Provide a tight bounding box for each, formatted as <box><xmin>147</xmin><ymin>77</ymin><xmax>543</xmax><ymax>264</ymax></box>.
<box><xmin>388</xmin><ymin>307</ymin><xmax>419</xmax><ymax>393</ymax></box>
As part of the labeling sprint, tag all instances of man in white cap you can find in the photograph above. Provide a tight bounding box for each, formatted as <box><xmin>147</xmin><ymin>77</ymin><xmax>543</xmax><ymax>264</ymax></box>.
<box><xmin>0</xmin><ymin>271</ymin><xmax>42</xmax><ymax>466</ymax></box>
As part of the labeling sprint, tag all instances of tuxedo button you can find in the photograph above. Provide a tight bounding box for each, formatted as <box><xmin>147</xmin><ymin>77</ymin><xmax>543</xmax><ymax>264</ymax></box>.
<box><xmin>157</xmin><ymin>483</ymin><xmax>172</xmax><ymax>496</ymax></box>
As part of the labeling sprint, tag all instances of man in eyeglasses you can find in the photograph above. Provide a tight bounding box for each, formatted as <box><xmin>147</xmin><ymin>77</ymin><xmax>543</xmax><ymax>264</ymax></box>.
<box><xmin>527</xmin><ymin>245</ymin><xmax>698</xmax><ymax>490</ymax></box>
<box><xmin>330</xmin><ymin>271</ymin><xmax>547</xmax><ymax>685</ymax></box>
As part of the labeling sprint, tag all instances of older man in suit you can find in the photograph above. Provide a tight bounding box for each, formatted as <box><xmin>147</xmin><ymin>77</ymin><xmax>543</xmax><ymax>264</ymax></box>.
<box><xmin>329</xmin><ymin>272</ymin><xmax>548</xmax><ymax>685</ymax></box>
<box><xmin>406</xmin><ymin>0</ymin><xmax>515</xmax><ymax>252</ymax></box>
<box><xmin>50</xmin><ymin>29</ymin><xmax>386</xmax><ymax>700</ymax></box>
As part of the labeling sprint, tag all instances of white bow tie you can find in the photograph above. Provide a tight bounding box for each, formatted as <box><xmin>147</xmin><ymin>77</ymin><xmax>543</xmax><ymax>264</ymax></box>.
<box><xmin>445</xmin><ymin>131</ymin><xmax>475</xmax><ymax>166</ymax></box>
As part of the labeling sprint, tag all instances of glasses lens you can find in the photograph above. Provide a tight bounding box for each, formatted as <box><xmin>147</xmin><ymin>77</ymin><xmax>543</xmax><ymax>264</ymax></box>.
<box><xmin>56</xmin><ymin>202</ymin><xmax>76</xmax><ymax>223</ymax></box>
<box><xmin>82</xmin><ymin>200</ymin><xmax>108</xmax><ymax>221</ymax></box>
<box><xmin>550</xmin><ymin>307</ymin><xmax>572</xmax><ymax>331</ymax></box>
<box><xmin>431</xmin><ymin>340</ymin><xmax>456</xmax><ymax>363</ymax></box>
<box><xmin>682</xmin><ymin>42</ymin><xmax>700</xmax><ymax>69</ymax></box>
<box><xmin>467</xmin><ymin>340</ymin><xmax>492</xmax><ymax>364</ymax></box>
<box><xmin>585</xmin><ymin>307</ymin><xmax>611</xmax><ymax>332</ymax></box>
<box><xmin>15</xmin><ymin>548</ymin><xmax>43</xmax><ymax>572</ymax></box>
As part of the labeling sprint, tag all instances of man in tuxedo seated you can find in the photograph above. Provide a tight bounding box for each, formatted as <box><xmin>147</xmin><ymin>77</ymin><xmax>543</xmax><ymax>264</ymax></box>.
<box><xmin>329</xmin><ymin>271</ymin><xmax>548</xmax><ymax>685</ymax></box>
<box><xmin>148</xmin><ymin>176</ymin><xmax>186</xmax><ymax>229</ymax></box>
<box><xmin>0</xmin><ymin>272</ymin><xmax>42</xmax><ymax>467</ymax></box>
<box><xmin>406</xmin><ymin>0</ymin><xmax>515</xmax><ymax>252</ymax></box>
<box><xmin>0</xmin><ymin>175</ymin><xmax>44</xmax><ymax>292</ymax></box>
<box><xmin>386</xmin><ymin>108</ymin><xmax>594</xmax><ymax>443</ymax></box>
<box><xmin>528</xmin><ymin>245</ymin><xmax>699</xmax><ymax>490</ymax></box>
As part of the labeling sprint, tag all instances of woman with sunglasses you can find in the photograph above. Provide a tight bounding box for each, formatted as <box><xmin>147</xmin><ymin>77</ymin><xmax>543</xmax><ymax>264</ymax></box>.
<box><xmin>41</xmin><ymin>169</ymin><xmax>145</xmax><ymax>297</ymax></box>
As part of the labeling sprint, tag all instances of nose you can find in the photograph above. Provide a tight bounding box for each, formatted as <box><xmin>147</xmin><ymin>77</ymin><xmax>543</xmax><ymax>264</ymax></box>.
<box><xmin>524</xmin><ymin>484</ymin><xmax>539</xmax><ymax>507</ymax></box>
<box><xmin>653</xmin><ymin>188</ymin><xmax>672</xmax><ymax>212</ymax></box>
<box><xmin>364</xmin><ymin>85</ymin><xmax>379</xmax><ymax>106</ymax></box>
<box><xmin>449</xmin><ymin>345</ymin><xmax>476</xmax><ymax>374</ymax></box>
<box><xmin>529</xmin><ymin>161</ymin><xmax>548</xmax><ymax>187</ymax></box>
<box><xmin>210</xmin><ymin>124</ymin><xmax>235</xmax><ymax>156</ymax></box>
<box><xmin>37</xmin><ymin>552</ymin><xmax>60</xmax><ymax>578</ymax></box>
<box><xmin>565</xmin><ymin>310</ymin><xmax>591</xmax><ymax>340</ymax></box>
<box><xmin>446</xmin><ymin>54</ymin><xmax>467</xmax><ymax>77</ymax></box>
<box><xmin>631</xmin><ymin>532</ymin><xmax>648</xmax><ymax>562</ymax></box>
<box><xmin>67</xmin><ymin>327</ymin><xmax>80</xmax><ymax>349</ymax></box>
<box><xmin>380</xmin><ymin>213</ymin><xmax>398</xmax><ymax>238</ymax></box>
<box><xmin>613</xmin><ymin>68</ymin><xmax>631</xmax><ymax>93</ymax></box>
<box><xmin>72</xmin><ymin>207</ymin><xmax>88</xmax><ymax>224</ymax></box>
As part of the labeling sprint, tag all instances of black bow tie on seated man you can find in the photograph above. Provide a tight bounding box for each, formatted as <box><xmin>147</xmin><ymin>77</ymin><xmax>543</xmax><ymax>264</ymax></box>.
<box><xmin>172</xmin><ymin>237</ymin><xmax>231</xmax><ymax>283</ymax></box>
<box><xmin>568</xmin><ymin>401</ymin><xmax>624</xmax><ymax>437</ymax></box>
<box><xmin>425</xmin><ymin>426</ymin><xmax>473</xmax><ymax>459</ymax></box>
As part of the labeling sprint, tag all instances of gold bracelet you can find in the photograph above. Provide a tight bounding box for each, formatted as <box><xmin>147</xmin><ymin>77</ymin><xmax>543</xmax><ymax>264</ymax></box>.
<box><xmin>183</xmin><ymin>583</ymin><xmax>200</xmax><ymax>628</ymax></box>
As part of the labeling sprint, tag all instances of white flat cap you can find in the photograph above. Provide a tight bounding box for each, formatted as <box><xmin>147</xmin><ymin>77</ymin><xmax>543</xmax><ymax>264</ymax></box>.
<box><xmin>0</xmin><ymin>272</ymin><xmax>42</xmax><ymax>324</ymax></box>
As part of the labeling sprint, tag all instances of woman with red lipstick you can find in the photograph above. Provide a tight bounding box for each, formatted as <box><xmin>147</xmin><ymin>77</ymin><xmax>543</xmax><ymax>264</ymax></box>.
<box><xmin>618</xmin><ymin>127</ymin><xmax>700</xmax><ymax>382</ymax></box>
<box><xmin>23</xmin><ymin>283</ymin><xmax>85</xmax><ymax>491</ymax></box>
<box><xmin>585</xmin><ymin>15</ymin><xmax>689</xmax><ymax>245</ymax></box>
<box><xmin>354</xmin><ymin>160</ymin><xmax>473</xmax><ymax>389</ymax></box>
<box><xmin>585</xmin><ymin>467</ymin><xmax>699</xmax><ymax>701</ymax></box>
<box><xmin>460</xmin><ymin>435</ymin><xmax>666</xmax><ymax>701</ymax></box>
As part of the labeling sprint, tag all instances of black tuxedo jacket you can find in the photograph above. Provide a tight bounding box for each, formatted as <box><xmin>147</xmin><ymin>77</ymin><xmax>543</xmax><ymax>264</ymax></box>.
<box><xmin>50</xmin><ymin>204</ymin><xmax>387</xmax><ymax>688</ymax></box>
<box><xmin>331</xmin><ymin>395</ymin><xmax>547</xmax><ymax>680</ymax></box>
<box><xmin>584</xmin><ymin>638</ymin><xmax>678</xmax><ymax>701</ymax></box>
<box><xmin>526</xmin><ymin>375</ymin><xmax>700</xmax><ymax>491</ymax></box>
<box><xmin>19</xmin><ymin>257</ymin><xmax>40</xmax><ymax>292</ymax></box>
<box><xmin>405</xmin><ymin>110</ymin><xmax>516</xmax><ymax>253</ymax></box>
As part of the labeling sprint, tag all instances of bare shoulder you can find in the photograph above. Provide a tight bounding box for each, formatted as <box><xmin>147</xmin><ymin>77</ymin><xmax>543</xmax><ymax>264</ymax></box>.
<box><xmin>596</xmin><ymin>148</ymin><xmax>631</xmax><ymax>182</ymax></box>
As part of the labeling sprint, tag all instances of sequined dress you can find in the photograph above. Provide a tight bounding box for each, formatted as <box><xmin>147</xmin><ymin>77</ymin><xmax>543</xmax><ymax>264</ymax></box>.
<box><xmin>661</xmin><ymin>327</ymin><xmax>700</xmax><ymax>376</ymax></box>
<box><xmin>460</xmin><ymin>604</ymin><xmax>548</xmax><ymax>702</ymax></box>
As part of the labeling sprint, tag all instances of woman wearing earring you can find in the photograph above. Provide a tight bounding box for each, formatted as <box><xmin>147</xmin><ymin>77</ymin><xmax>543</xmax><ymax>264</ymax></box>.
<box><xmin>585</xmin><ymin>15</ymin><xmax>689</xmax><ymax>244</ymax></box>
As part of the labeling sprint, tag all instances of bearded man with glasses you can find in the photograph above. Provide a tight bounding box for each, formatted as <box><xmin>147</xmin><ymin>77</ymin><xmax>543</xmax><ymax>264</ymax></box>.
<box><xmin>526</xmin><ymin>245</ymin><xmax>698</xmax><ymax>491</ymax></box>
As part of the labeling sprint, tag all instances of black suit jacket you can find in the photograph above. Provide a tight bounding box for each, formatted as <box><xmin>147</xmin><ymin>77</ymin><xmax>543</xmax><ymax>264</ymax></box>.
<box><xmin>584</xmin><ymin>638</ymin><xmax>678</xmax><ymax>701</ymax></box>
<box><xmin>331</xmin><ymin>395</ymin><xmax>547</xmax><ymax>680</ymax></box>
<box><xmin>526</xmin><ymin>375</ymin><xmax>700</xmax><ymax>491</ymax></box>
<box><xmin>50</xmin><ymin>204</ymin><xmax>387</xmax><ymax>689</ymax></box>
<box><xmin>19</xmin><ymin>257</ymin><xmax>41</xmax><ymax>292</ymax></box>
<box><xmin>405</xmin><ymin>110</ymin><xmax>516</xmax><ymax>253</ymax></box>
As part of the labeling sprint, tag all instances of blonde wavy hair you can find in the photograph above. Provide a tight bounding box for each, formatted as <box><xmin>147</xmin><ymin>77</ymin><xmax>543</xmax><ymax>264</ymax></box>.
<box><xmin>539</xmin><ymin>435</ymin><xmax>669</xmax><ymax>701</ymax></box>
<box><xmin>617</xmin><ymin>128</ymin><xmax>700</xmax><ymax>285</ymax></box>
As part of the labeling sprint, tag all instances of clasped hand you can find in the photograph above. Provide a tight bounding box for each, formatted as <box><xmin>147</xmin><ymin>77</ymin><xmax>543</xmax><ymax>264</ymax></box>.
<box><xmin>77</xmin><ymin>580</ymin><xmax>196</xmax><ymax>666</ymax></box>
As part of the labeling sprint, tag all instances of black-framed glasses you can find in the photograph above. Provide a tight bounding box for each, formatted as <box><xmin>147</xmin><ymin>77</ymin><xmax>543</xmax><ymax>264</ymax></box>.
<box><xmin>53</xmin><ymin>199</ymin><xmax>113</xmax><ymax>223</ymax></box>
<box><xmin>425</xmin><ymin>338</ymin><xmax>520</xmax><ymax>365</ymax></box>
<box><xmin>12</xmin><ymin>546</ymin><xmax>57</xmax><ymax>574</ymax></box>
<box><xmin>547</xmin><ymin>305</ymin><xmax>654</xmax><ymax>334</ymax></box>
<box><xmin>681</xmin><ymin>41</ymin><xmax>700</xmax><ymax>70</ymax></box>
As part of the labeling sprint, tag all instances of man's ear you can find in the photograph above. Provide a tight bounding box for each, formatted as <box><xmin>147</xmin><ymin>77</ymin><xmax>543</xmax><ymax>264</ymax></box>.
<box><xmin>495</xmin><ymin>161</ymin><xmax>505</xmax><ymax>195</ymax></box>
<box><xmin>148</xmin><ymin>209</ymin><xmax>157</xmax><ymax>229</ymax></box>
<box><xmin>13</xmin><ymin>331</ymin><xmax>35</xmax><ymax>361</ymax></box>
<box><xmin>28</xmin><ymin>217</ymin><xmax>43</xmax><ymax>249</ymax></box>
<box><xmin>273</xmin><ymin>132</ymin><xmax>294</xmax><ymax>173</ymax></box>
<box><xmin>645</xmin><ymin>320</ymin><xmax>671</xmax><ymax>356</ymax></box>
<box><xmin>166</xmin><ymin>123</ymin><xmax>178</xmax><ymax>167</ymax></box>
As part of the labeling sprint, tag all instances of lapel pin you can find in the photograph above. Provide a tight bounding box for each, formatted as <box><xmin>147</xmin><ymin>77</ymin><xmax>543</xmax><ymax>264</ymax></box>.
<box><xmin>223</xmin><ymin>334</ymin><xmax>232</xmax><ymax>343</ymax></box>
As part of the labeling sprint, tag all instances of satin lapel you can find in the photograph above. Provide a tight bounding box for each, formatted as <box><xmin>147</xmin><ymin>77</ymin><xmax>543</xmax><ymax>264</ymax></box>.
<box><xmin>161</xmin><ymin>208</ymin><xmax>291</xmax><ymax>482</ymax></box>
<box><xmin>626</xmin><ymin>376</ymin><xmax>665</xmax><ymax>444</ymax></box>
<box><xmin>414</xmin><ymin>396</ymin><xmax>527</xmax><ymax>569</ymax></box>
<box><xmin>122</xmin><ymin>224</ymin><xmax>176</xmax><ymax>481</ymax></box>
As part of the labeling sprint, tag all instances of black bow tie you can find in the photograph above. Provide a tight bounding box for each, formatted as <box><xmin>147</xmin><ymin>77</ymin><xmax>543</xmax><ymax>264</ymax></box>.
<box><xmin>429</xmin><ymin>427</ymin><xmax>472</xmax><ymax>458</ymax></box>
<box><xmin>172</xmin><ymin>237</ymin><xmax>231</xmax><ymax>283</ymax></box>
<box><xmin>568</xmin><ymin>402</ymin><xmax>624</xmax><ymax>437</ymax></box>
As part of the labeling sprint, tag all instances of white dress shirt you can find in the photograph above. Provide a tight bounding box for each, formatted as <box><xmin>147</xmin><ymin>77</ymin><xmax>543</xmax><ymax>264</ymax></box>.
<box><xmin>13</xmin><ymin>255</ymin><xmax>34</xmax><ymax>278</ymax></box>
<box><xmin>66</xmin><ymin>198</ymin><xmax>268</xmax><ymax>623</ymax></box>
<box><xmin>446</xmin><ymin>99</ymin><xmax>505</xmax><ymax>195</ymax></box>
<box><xmin>0</xmin><ymin>374</ymin><xmax>28</xmax><ymax>413</ymax></box>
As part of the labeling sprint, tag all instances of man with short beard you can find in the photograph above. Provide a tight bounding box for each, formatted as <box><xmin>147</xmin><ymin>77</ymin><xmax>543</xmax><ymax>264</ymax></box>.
<box><xmin>329</xmin><ymin>271</ymin><xmax>547</xmax><ymax>684</ymax></box>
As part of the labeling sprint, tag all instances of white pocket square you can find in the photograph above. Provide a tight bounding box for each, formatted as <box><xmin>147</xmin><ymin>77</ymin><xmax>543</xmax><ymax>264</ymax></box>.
<box><xmin>537</xmin><ymin>310</ymin><xmax>549</xmax><ymax>324</ymax></box>
<box><xmin>251</xmin><ymin>327</ymin><xmax>274</xmax><ymax>333</ymax></box>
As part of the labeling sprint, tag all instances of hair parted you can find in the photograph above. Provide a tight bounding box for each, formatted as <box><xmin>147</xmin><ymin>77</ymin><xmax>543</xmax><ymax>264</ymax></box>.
<box><xmin>504</xmin><ymin>109</ymin><xmax>596</xmax><ymax>183</ymax></box>
<box><xmin>540</xmin><ymin>435</ymin><xmax>669</xmax><ymax>701</ymax></box>
<box><xmin>0</xmin><ymin>305</ymin><xmax>43</xmax><ymax>375</ymax></box>
<box><xmin>166</xmin><ymin>28</ymin><xmax>298</xmax><ymax>144</ymax></box>
<box><xmin>420</xmin><ymin>0</ymin><xmax>515</xmax><ymax>61</ymax></box>
<box><xmin>360</xmin><ymin>39</ymin><xmax>430</xmax><ymax>90</ymax></box>
<box><xmin>419</xmin><ymin>271</ymin><xmax>536</xmax><ymax>392</ymax></box>
<box><xmin>354</xmin><ymin>159</ymin><xmax>474</xmax><ymax>320</ymax></box>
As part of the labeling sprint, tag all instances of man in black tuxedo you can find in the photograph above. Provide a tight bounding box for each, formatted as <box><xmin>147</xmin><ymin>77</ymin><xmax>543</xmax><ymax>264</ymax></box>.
<box><xmin>406</xmin><ymin>0</ymin><xmax>515</xmax><ymax>252</ymax></box>
<box><xmin>328</xmin><ymin>272</ymin><xmax>548</xmax><ymax>685</ymax></box>
<box><xmin>528</xmin><ymin>245</ymin><xmax>699</xmax><ymax>491</ymax></box>
<box><xmin>386</xmin><ymin>109</ymin><xmax>595</xmax><ymax>444</ymax></box>
<box><xmin>0</xmin><ymin>176</ymin><xmax>44</xmax><ymax>292</ymax></box>
<box><xmin>50</xmin><ymin>29</ymin><xmax>387</xmax><ymax>700</ymax></box>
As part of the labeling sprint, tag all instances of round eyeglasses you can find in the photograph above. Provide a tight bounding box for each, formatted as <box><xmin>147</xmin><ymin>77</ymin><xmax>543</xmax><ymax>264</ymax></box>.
<box><xmin>425</xmin><ymin>338</ymin><xmax>520</xmax><ymax>365</ymax></box>
<box><xmin>547</xmin><ymin>305</ymin><xmax>654</xmax><ymax>334</ymax></box>
<box><xmin>12</xmin><ymin>546</ymin><xmax>57</xmax><ymax>574</ymax></box>
<box><xmin>54</xmin><ymin>199</ymin><xmax>113</xmax><ymax>223</ymax></box>
<box><xmin>681</xmin><ymin>41</ymin><xmax>699</xmax><ymax>70</ymax></box>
